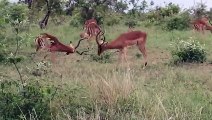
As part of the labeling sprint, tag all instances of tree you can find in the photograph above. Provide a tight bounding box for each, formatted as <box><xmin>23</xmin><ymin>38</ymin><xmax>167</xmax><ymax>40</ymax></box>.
<box><xmin>115</xmin><ymin>0</ymin><xmax>128</xmax><ymax>13</ymax></box>
<box><xmin>140</xmin><ymin>0</ymin><xmax>148</xmax><ymax>13</ymax></box>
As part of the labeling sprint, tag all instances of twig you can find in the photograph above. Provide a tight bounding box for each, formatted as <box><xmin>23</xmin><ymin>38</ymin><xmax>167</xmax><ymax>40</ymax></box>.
<box><xmin>13</xmin><ymin>28</ymin><xmax>24</xmax><ymax>84</ymax></box>
<box><xmin>12</xmin><ymin>61</ymin><xmax>24</xmax><ymax>84</ymax></box>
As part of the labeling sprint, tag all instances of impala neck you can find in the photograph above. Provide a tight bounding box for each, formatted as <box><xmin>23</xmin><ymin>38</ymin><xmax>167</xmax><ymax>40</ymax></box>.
<box><xmin>101</xmin><ymin>41</ymin><xmax>118</xmax><ymax>50</ymax></box>
<box><xmin>98</xmin><ymin>41</ymin><xmax>118</xmax><ymax>55</ymax></box>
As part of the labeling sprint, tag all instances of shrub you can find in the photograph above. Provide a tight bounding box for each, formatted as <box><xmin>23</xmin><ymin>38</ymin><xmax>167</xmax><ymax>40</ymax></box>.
<box><xmin>0</xmin><ymin>40</ymin><xmax>7</xmax><ymax>63</ymax></box>
<box><xmin>90</xmin><ymin>52</ymin><xmax>112</xmax><ymax>63</ymax></box>
<box><xmin>125</xmin><ymin>20</ymin><xmax>138</xmax><ymax>28</ymax></box>
<box><xmin>165</xmin><ymin>14</ymin><xmax>190</xmax><ymax>31</ymax></box>
<box><xmin>106</xmin><ymin>17</ymin><xmax>120</xmax><ymax>26</ymax></box>
<box><xmin>69</xmin><ymin>11</ymin><xmax>83</xmax><ymax>27</ymax></box>
<box><xmin>31</xmin><ymin>61</ymin><xmax>51</xmax><ymax>77</ymax></box>
<box><xmin>171</xmin><ymin>38</ymin><xmax>206</xmax><ymax>64</ymax></box>
<box><xmin>93</xmin><ymin>11</ymin><xmax>104</xmax><ymax>25</ymax></box>
<box><xmin>8</xmin><ymin>4</ymin><xmax>28</xmax><ymax>23</ymax></box>
<box><xmin>70</xmin><ymin>18</ymin><xmax>81</xmax><ymax>27</ymax></box>
<box><xmin>135</xmin><ymin>53</ymin><xmax>142</xmax><ymax>58</ymax></box>
<box><xmin>0</xmin><ymin>81</ymin><xmax>54</xmax><ymax>119</ymax></box>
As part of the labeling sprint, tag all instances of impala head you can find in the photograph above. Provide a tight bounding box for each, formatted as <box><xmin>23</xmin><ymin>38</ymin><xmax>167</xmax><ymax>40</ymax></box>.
<box><xmin>96</xmin><ymin>31</ymin><xmax>107</xmax><ymax>56</ymax></box>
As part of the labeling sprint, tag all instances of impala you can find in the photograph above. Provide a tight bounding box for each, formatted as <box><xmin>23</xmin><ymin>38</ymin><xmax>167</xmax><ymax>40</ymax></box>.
<box><xmin>81</xmin><ymin>21</ymin><xmax>102</xmax><ymax>40</ymax></box>
<box><xmin>85</xmin><ymin>22</ymin><xmax>102</xmax><ymax>39</ymax></box>
<box><xmin>192</xmin><ymin>17</ymin><xmax>212</xmax><ymax>33</ymax></box>
<box><xmin>96</xmin><ymin>30</ymin><xmax>147</xmax><ymax>67</ymax></box>
<box><xmin>79</xmin><ymin>21</ymin><xmax>103</xmax><ymax>50</ymax></box>
<box><xmin>83</xmin><ymin>18</ymin><xmax>97</xmax><ymax>30</ymax></box>
<box><xmin>35</xmin><ymin>33</ymin><xmax>85</xmax><ymax>61</ymax></box>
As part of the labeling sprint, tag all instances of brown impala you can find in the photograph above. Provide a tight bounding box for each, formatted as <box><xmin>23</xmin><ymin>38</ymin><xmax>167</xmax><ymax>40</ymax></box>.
<box><xmin>80</xmin><ymin>19</ymin><xmax>102</xmax><ymax>41</ymax></box>
<box><xmin>96</xmin><ymin>30</ymin><xmax>147</xmax><ymax>67</ymax></box>
<box><xmin>35</xmin><ymin>33</ymin><xmax>86</xmax><ymax>61</ymax></box>
<box><xmin>192</xmin><ymin>17</ymin><xmax>212</xmax><ymax>34</ymax></box>
<box><xmin>83</xmin><ymin>18</ymin><xmax>97</xmax><ymax>30</ymax></box>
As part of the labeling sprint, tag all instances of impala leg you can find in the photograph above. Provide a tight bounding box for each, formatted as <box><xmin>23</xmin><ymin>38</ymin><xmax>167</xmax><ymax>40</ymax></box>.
<box><xmin>118</xmin><ymin>49</ymin><xmax>125</xmax><ymax>66</ymax></box>
<box><xmin>201</xmin><ymin>25</ymin><xmax>205</xmax><ymax>34</ymax></box>
<box><xmin>123</xmin><ymin>47</ymin><xmax>128</xmax><ymax>62</ymax></box>
<box><xmin>123</xmin><ymin>47</ymin><xmax>130</xmax><ymax>70</ymax></box>
<box><xmin>36</xmin><ymin>45</ymin><xmax>40</xmax><ymax>52</ymax></box>
<box><xmin>123</xmin><ymin>47</ymin><xmax>130</xmax><ymax>69</ymax></box>
<box><xmin>138</xmin><ymin>41</ymin><xmax>147</xmax><ymax>68</ymax></box>
<box><xmin>51</xmin><ymin>52</ymin><xmax>56</xmax><ymax>63</ymax></box>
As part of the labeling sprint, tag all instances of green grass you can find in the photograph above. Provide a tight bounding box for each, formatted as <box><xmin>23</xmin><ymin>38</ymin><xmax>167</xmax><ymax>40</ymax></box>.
<box><xmin>1</xmin><ymin>22</ymin><xmax>212</xmax><ymax>119</ymax></box>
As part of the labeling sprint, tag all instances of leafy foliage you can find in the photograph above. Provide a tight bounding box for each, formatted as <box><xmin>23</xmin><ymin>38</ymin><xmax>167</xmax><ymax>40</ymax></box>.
<box><xmin>90</xmin><ymin>52</ymin><xmax>112</xmax><ymax>63</ymax></box>
<box><xmin>8</xmin><ymin>4</ymin><xmax>28</xmax><ymax>23</ymax></box>
<box><xmin>171</xmin><ymin>38</ymin><xmax>206</xmax><ymax>64</ymax></box>
<box><xmin>165</xmin><ymin>14</ymin><xmax>190</xmax><ymax>31</ymax></box>
<box><xmin>125</xmin><ymin>20</ymin><xmax>138</xmax><ymax>28</ymax></box>
<box><xmin>0</xmin><ymin>81</ymin><xmax>54</xmax><ymax>119</ymax></box>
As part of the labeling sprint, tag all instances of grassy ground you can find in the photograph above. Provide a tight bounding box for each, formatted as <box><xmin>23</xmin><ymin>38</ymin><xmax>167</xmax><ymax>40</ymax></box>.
<box><xmin>1</xmin><ymin>22</ymin><xmax>212</xmax><ymax>119</ymax></box>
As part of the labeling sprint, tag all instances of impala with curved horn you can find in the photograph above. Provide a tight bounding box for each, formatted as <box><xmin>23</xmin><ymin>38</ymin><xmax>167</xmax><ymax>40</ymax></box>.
<box><xmin>83</xmin><ymin>18</ymin><xmax>97</xmax><ymax>30</ymax></box>
<box><xmin>80</xmin><ymin>18</ymin><xmax>102</xmax><ymax>41</ymax></box>
<box><xmin>35</xmin><ymin>33</ymin><xmax>86</xmax><ymax>61</ymax></box>
<box><xmin>96</xmin><ymin>30</ymin><xmax>148</xmax><ymax>67</ymax></box>
<box><xmin>192</xmin><ymin>17</ymin><xmax>212</xmax><ymax>34</ymax></box>
<box><xmin>35</xmin><ymin>33</ymin><xmax>84</xmax><ymax>54</ymax></box>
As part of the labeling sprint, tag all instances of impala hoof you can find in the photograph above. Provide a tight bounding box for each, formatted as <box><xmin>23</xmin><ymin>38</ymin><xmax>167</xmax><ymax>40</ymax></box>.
<box><xmin>143</xmin><ymin>62</ymin><xmax>147</xmax><ymax>69</ymax></box>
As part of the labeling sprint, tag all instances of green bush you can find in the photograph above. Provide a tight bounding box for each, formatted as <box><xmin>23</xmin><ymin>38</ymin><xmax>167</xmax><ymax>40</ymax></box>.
<box><xmin>125</xmin><ymin>20</ymin><xmax>138</xmax><ymax>28</ymax></box>
<box><xmin>165</xmin><ymin>14</ymin><xmax>190</xmax><ymax>31</ymax></box>
<box><xmin>8</xmin><ymin>4</ymin><xmax>28</xmax><ymax>23</ymax></box>
<box><xmin>66</xmin><ymin>86</ymin><xmax>94</xmax><ymax>119</ymax></box>
<box><xmin>106</xmin><ymin>17</ymin><xmax>120</xmax><ymax>26</ymax></box>
<box><xmin>70</xmin><ymin>18</ymin><xmax>81</xmax><ymax>27</ymax></box>
<box><xmin>171</xmin><ymin>38</ymin><xmax>206</xmax><ymax>64</ymax></box>
<box><xmin>31</xmin><ymin>61</ymin><xmax>51</xmax><ymax>76</ymax></box>
<box><xmin>0</xmin><ymin>81</ymin><xmax>54</xmax><ymax>119</ymax></box>
<box><xmin>69</xmin><ymin>11</ymin><xmax>82</xmax><ymax>27</ymax></box>
<box><xmin>93</xmin><ymin>11</ymin><xmax>104</xmax><ymax>25</ymax></box>
<box><xmin>0</xmin><ymin>40</ymin><xmax>7</xmax><ymax>63</ymax></box>
<box><xmin>90</xmin><ymin>52</ymin><xmax>112</xmax><ymax>63</ymax></box>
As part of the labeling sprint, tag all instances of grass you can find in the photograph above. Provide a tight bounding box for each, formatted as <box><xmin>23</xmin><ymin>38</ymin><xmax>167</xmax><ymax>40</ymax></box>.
<box><xmin>1</xmin><ymin>21</ymin><xmax>212</xmax><ymax>119</ymax></box>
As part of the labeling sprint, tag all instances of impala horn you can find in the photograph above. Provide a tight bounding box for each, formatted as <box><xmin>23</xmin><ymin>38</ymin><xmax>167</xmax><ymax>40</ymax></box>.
<box><xmin>74</xmin><ymin>38</ymin><xmax>85</xmax><ymax>49</ymax></box>
<box><xmin>96</xmin><ymin>31</ymin><xmax>102</xmax><ymax>46</ymax></box>
<box><xmin>96</xmin><ymin>30</ymin><xmax>106</xmax><ymax>46</ymax></box>
<box><xmin>74</xmin><ymin>38</ymin><xmax>90</xmax><ymax>55</ymax></box>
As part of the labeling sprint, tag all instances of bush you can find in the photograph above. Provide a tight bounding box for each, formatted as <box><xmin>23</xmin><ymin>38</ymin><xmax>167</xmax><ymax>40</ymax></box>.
<box><xmin>93</xmin><ymin>11</ymin><xmax>104</xmax><ymax>25</ymax></box>
<box><xmin>90</xmin><ymin>52</ymin><xmax>112</xmax><ymax>63</ymax></box>
<box><xmin>171</xmin><ymin>38</ymin><xmax>207</xmax><ymax>64</ymax></box>
<box><xmin>31</xmin><ymin>61</ymin><xmax>51</xmax><ymax>77</ymax></box>
<box><xmin>69</xmin><ymin>11</ymin><xmax>83</xmax><ymax>27</ymax></box>
<box><xmin>70</xmin><ymin>18</ymin><xmax>81</xmax><ymax>27</ymax></box>
<box><xmin>125</xmin><ymin>20</ymin><xmax>138</xmax><ymax>28</ymax></box>
<box><xmin>106</xmin><ymin>17</ymin><xmax>120</xmax><ymax>26</ymax></box>
<box><xmin>8</xmin><ymin>4</ymin><xmax>28</xmax><ymax>23</ymax></box>
<box><xmin>165</xmin><ymin>14</ymin><xmax>190</xmax><ymax>31</ymax></box>
<box><xmin>0</xmin><ymin>81</ymin><xmax>54</xmax><ymax>119</ymax></box>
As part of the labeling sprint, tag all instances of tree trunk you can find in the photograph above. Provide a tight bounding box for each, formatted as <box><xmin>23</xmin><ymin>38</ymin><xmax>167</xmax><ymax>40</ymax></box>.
<box><xmin>39</xmin><ymin>0</ymin><xmax>51</xmax><ymax>29</ymax></box>
<box><xmin>39</xmin><ymin>10</ymin><xmax>51</xmax><ymax>29</ymax></box>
